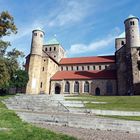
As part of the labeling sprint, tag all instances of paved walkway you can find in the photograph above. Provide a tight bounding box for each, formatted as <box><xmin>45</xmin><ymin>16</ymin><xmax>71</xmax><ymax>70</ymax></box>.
<box><xmin>35</xmin><ymin>123</ymin><xmax>140</xmax><ymax>140</ymax></box>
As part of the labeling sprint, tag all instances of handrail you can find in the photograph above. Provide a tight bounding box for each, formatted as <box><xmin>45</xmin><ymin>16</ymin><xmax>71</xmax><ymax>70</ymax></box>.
<box><xmin>58</xmin><ymin>101</ymin><xmax>69</xmax><ymax>112</ymax></box>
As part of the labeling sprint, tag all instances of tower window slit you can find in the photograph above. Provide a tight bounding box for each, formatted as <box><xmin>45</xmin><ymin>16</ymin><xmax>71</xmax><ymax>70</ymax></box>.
<box><xmin>40</xmin><ymin>82</ymin><xmax>42</xmax><ymax>88</ymax></box>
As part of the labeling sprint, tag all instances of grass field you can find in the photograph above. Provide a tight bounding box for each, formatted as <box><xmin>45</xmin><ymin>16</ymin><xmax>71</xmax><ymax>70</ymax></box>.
<box><xmin>65</xmin><ymin>95</ymin><xmax>140</xmax><ymax>111</ymax></box>
<box><xmin>0</xmin><ymin>95</ymin><xmax>76</xmax><ymax>140</ymax></box>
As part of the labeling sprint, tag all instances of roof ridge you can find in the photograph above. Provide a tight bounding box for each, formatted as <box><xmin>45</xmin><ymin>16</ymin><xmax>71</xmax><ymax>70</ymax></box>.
<box><xmin>61</xmin><ymin>55</ymin><xmax>115</xmax><ymax>59</ymax></box>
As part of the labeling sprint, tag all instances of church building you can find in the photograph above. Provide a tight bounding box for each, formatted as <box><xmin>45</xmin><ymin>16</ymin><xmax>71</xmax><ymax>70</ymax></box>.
<box><xmin>25</xmin><ymin>16</ymin><xmax>140</xmax><ymax>95</ymax></box>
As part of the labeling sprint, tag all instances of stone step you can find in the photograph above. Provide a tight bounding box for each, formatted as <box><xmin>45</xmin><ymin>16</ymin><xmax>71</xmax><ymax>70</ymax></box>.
<box><xmin>16</xmin><ymin>111</ymin><xmax>140</xmax><ymax>133</ymax></box>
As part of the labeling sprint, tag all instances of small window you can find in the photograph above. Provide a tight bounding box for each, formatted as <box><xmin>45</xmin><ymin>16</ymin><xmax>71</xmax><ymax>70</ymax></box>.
<box><xmin>71</xmin><ymin>66</ymin><xmax>73</xmax><ymax>71</ymax></box>
<box><xmin>133</xmin><ymin>21</ymin><xmax>135</xmax><ymax>25</ymax></box>
<box><xmin>45</xmin><ymin>48</ymin><xmax>47</xmax><ymax>51</ymax></box>
<box><xmin>99</xmin><ymin>65</ymin><xmax>101</xmax><ymax>70</ymax></box>
<box><xmin>93</xmin><ymin>66</ymin><xmax>95</xmax><ymax>70</ymax></box>
<box><xmin>87</xmin><ymin>66</ymin><xmax>90</xmax><ymax>70</ymax></box>
<box><xmin>130</xmin><ymin>21</ymin><xmax>133</xmax><ymax>25</ymax></box>
<box><xmin>54</xmin><ymin>55</ymin><xmax>56</xmax><ymax>58</ymax></box>
<box><xmin>40</xmin><ymin>82</ymin><xmax>42</xmax><ymax>88</ymax></box>
<box><xmin>121</xmin><ymin>41</ymin><xmax>124</xmax><ymax>45</ymax></box>
<box><xmin>44</xmin><ymin>59</ymin><xmax>46</xmax><ymax>62</ymax></box>
<box><xmin>50</xmin><ymin>47</ymin><xmax>52</xmax><ymax>51</ymax></box>
<box><xmin>40</xmin><ymin>34</ymin><xmax>43</xmax><ymax>37</ymax></box>
<box><xmin>66</xmin><ymin>66</ymin><xmax>68</xmax><ymax>71</ymax></box>
<box><xmin>42</xmin><ymin>67</ymin><xmax>44</xmax><ymax>71</ymax></box>
<box><xmin>54</xmin><ymin>47</ymin><xmax>56</xmax><ymax>51</ymax></box>
<box><xmin>105</xmin><ymin>65</ymin><xmax>108</xmax><ymax>69</ymax></box>
<box><xmin>34</xmin><ymin>33</ymin><xmax>37</xmax><ymax>36</ymax></box>
<box><xmin>61</xmin><ymin>67</ymin><xmax>63</xmax><ymax>71</ymax></box>
<box><xmin>82</xmin><ymin>66</ymin><xmax>84</xmax><ymax>71</ymax></box>
<box><xmin>77</xmin><ymin>66</ymin><xmax>79</xmax><ymax>71</ymax></box>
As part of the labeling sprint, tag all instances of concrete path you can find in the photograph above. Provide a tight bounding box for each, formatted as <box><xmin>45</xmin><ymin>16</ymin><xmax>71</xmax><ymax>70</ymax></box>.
<box><xmin>34</xmin><ymin>123</ymin><xmax>140</xmax><ymax>140</ymax></box>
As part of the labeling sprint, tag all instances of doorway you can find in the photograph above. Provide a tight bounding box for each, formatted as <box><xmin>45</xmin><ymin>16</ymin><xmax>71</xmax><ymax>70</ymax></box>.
<box><xmin>55</xmin><ymin>86</ymin><xmax>61</xmax><ymax>94</ymax></box>
<box><xmin>95</xmin><ymin>87</ymin><xmax>100</xmax><ymax>96</ymax></box>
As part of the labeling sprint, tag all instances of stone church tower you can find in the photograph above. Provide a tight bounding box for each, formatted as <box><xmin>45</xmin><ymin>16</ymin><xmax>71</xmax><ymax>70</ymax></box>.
<box><xmin>116</xmin><ymin>16</ymin><xmax>140</xmax><ymax>95</ymax></box>
<box><xmin>26</xmin><ymin>29</ymin><xmax>44</xmax><ymax>94</ymax></box>
<box><xmin>124</xmin><ymin>16</ymin><xmax>140</xmax><ymax>94</ymax></box>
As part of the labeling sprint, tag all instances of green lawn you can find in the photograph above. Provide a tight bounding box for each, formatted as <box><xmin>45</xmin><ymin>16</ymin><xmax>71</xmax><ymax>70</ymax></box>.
<box><xmin>65</xmin><ymin>95</ymin><xmax>140</xmax><ymax>111</ymax></box>
<box><xmin>0</xmin><ymin>95</ymin><xmax>76</xmax><ymax>140</ymax></box>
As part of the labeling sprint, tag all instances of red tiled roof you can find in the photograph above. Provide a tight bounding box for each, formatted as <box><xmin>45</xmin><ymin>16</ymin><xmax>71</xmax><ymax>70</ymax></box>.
<box><xmin>51</xmin><ymin>70</ymin><xmax>116</xmax><ymax>80</ymax></box>
<box><xmin>59</xmin><ymin>56</ymin><xmax>115</xmax><ymax>65</ymax></box>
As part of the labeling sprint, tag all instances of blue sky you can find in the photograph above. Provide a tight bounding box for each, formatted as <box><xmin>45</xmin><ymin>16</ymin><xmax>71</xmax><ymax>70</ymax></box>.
<box><xmin>1</xmin><ymin>0</ymin><xmax>140</xmax><ymax>57</ymax></box>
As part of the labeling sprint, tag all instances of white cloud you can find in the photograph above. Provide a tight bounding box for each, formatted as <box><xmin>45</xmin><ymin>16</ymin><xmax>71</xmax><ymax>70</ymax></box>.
<box><xmin>66</xmin><ymin>29</ymin><xmax>120</xmax><ymax>56</ymax></box>
<box><xmin>46</xmin><ymin>0</ymin><xmax>92</xmax><ymax>27</ymax></box>
<box><xmin>3</xmin><ymin>0</ymin><xmax>93</xmax><ymax>43</ymax></box>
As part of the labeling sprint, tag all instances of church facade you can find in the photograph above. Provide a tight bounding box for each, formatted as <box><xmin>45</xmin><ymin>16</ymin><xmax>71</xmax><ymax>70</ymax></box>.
<box><xmin>25</xmin><ymin>16</ymin><xmax>140</xmax><ymax>96</ymax></box>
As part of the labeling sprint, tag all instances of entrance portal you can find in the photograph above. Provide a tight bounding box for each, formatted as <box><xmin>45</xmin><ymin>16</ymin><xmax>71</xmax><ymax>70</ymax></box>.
<box><xmin>55</xmin><ymin>86</ymin><xmax>61</xmax><ymax>94</ymax></box>
<box><xmin>95</xmin><ymin>87</ymin><xmax>100</xmax><ymax>96</ymax></box>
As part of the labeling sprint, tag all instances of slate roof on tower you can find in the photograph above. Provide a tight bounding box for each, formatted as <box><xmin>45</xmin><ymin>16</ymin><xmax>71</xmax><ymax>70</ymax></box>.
<box><xmin>46</xmin><ymin>38</ymin><xmax>60</xmax><ymax>45</ymax></box>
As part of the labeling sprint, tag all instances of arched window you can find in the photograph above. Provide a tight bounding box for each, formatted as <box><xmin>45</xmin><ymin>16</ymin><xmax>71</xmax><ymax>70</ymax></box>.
<box><xmin>65</xmin><ymin>81</ymin><xmax>70</xmax><ymax>93</ymax></box>
<box><xmin>50</xmin><ymin>47</ymin><xmax>51</xmax><ymax>51</ymax></box>
<box><xmin>74</xmin><ymin>81</ymin><xmax>79</xmax><ymax>93</ymax></box>
<box><xmin>130</xmin><ymin>21</ymin><xmax>133</xmax><ymax>25</ymax></box>
<box><xmin>45</xmin><ymin>48</ymin><xmax>47</xmax><ymax>51</ymax></box>
<box><xmin>84</xmin><ymin>81</ymin><xmax>89</xmax><ymax>92</ymax></box>
<box><xmin>106</xmin><ymin>81</ymin><xmax>113</xmax><ymax>95</ymax></box>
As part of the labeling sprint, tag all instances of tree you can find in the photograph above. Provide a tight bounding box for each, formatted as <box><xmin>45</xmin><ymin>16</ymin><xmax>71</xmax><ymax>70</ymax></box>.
<box><xmin>0</xmin><ymin>11</ymin><xmax>28</xmax><ymax>94</ymax></box>
<box><xmin>0</xmin><ymin>11</ymin><xmax>17</xmax><ymax>57</ymax></box>
<box><xmin>0</xmin><ymin>11</ymin><xmax>17</xmax><ymax>37</ymax></box>
<box><xmin>0</xmin><ymin>58</ymin><xmax>10</xmax><ymax>88</ymax></box>
<box><xmin>10</xmin><ymin>70</ymin><xmax>29</xmax><ymax>92</ymax></box>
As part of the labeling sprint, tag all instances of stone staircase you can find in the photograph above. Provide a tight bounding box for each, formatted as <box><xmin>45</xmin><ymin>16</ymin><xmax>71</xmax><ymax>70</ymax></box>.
<box><xmin>3</xmin><ymin>94</ymin><xmax>140</xmax><ymax>133</ymax></box>
<box><xmin>3</xmin><ymin>94</ymin><xmax>68</xmax><ymax>113</ymax></box>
